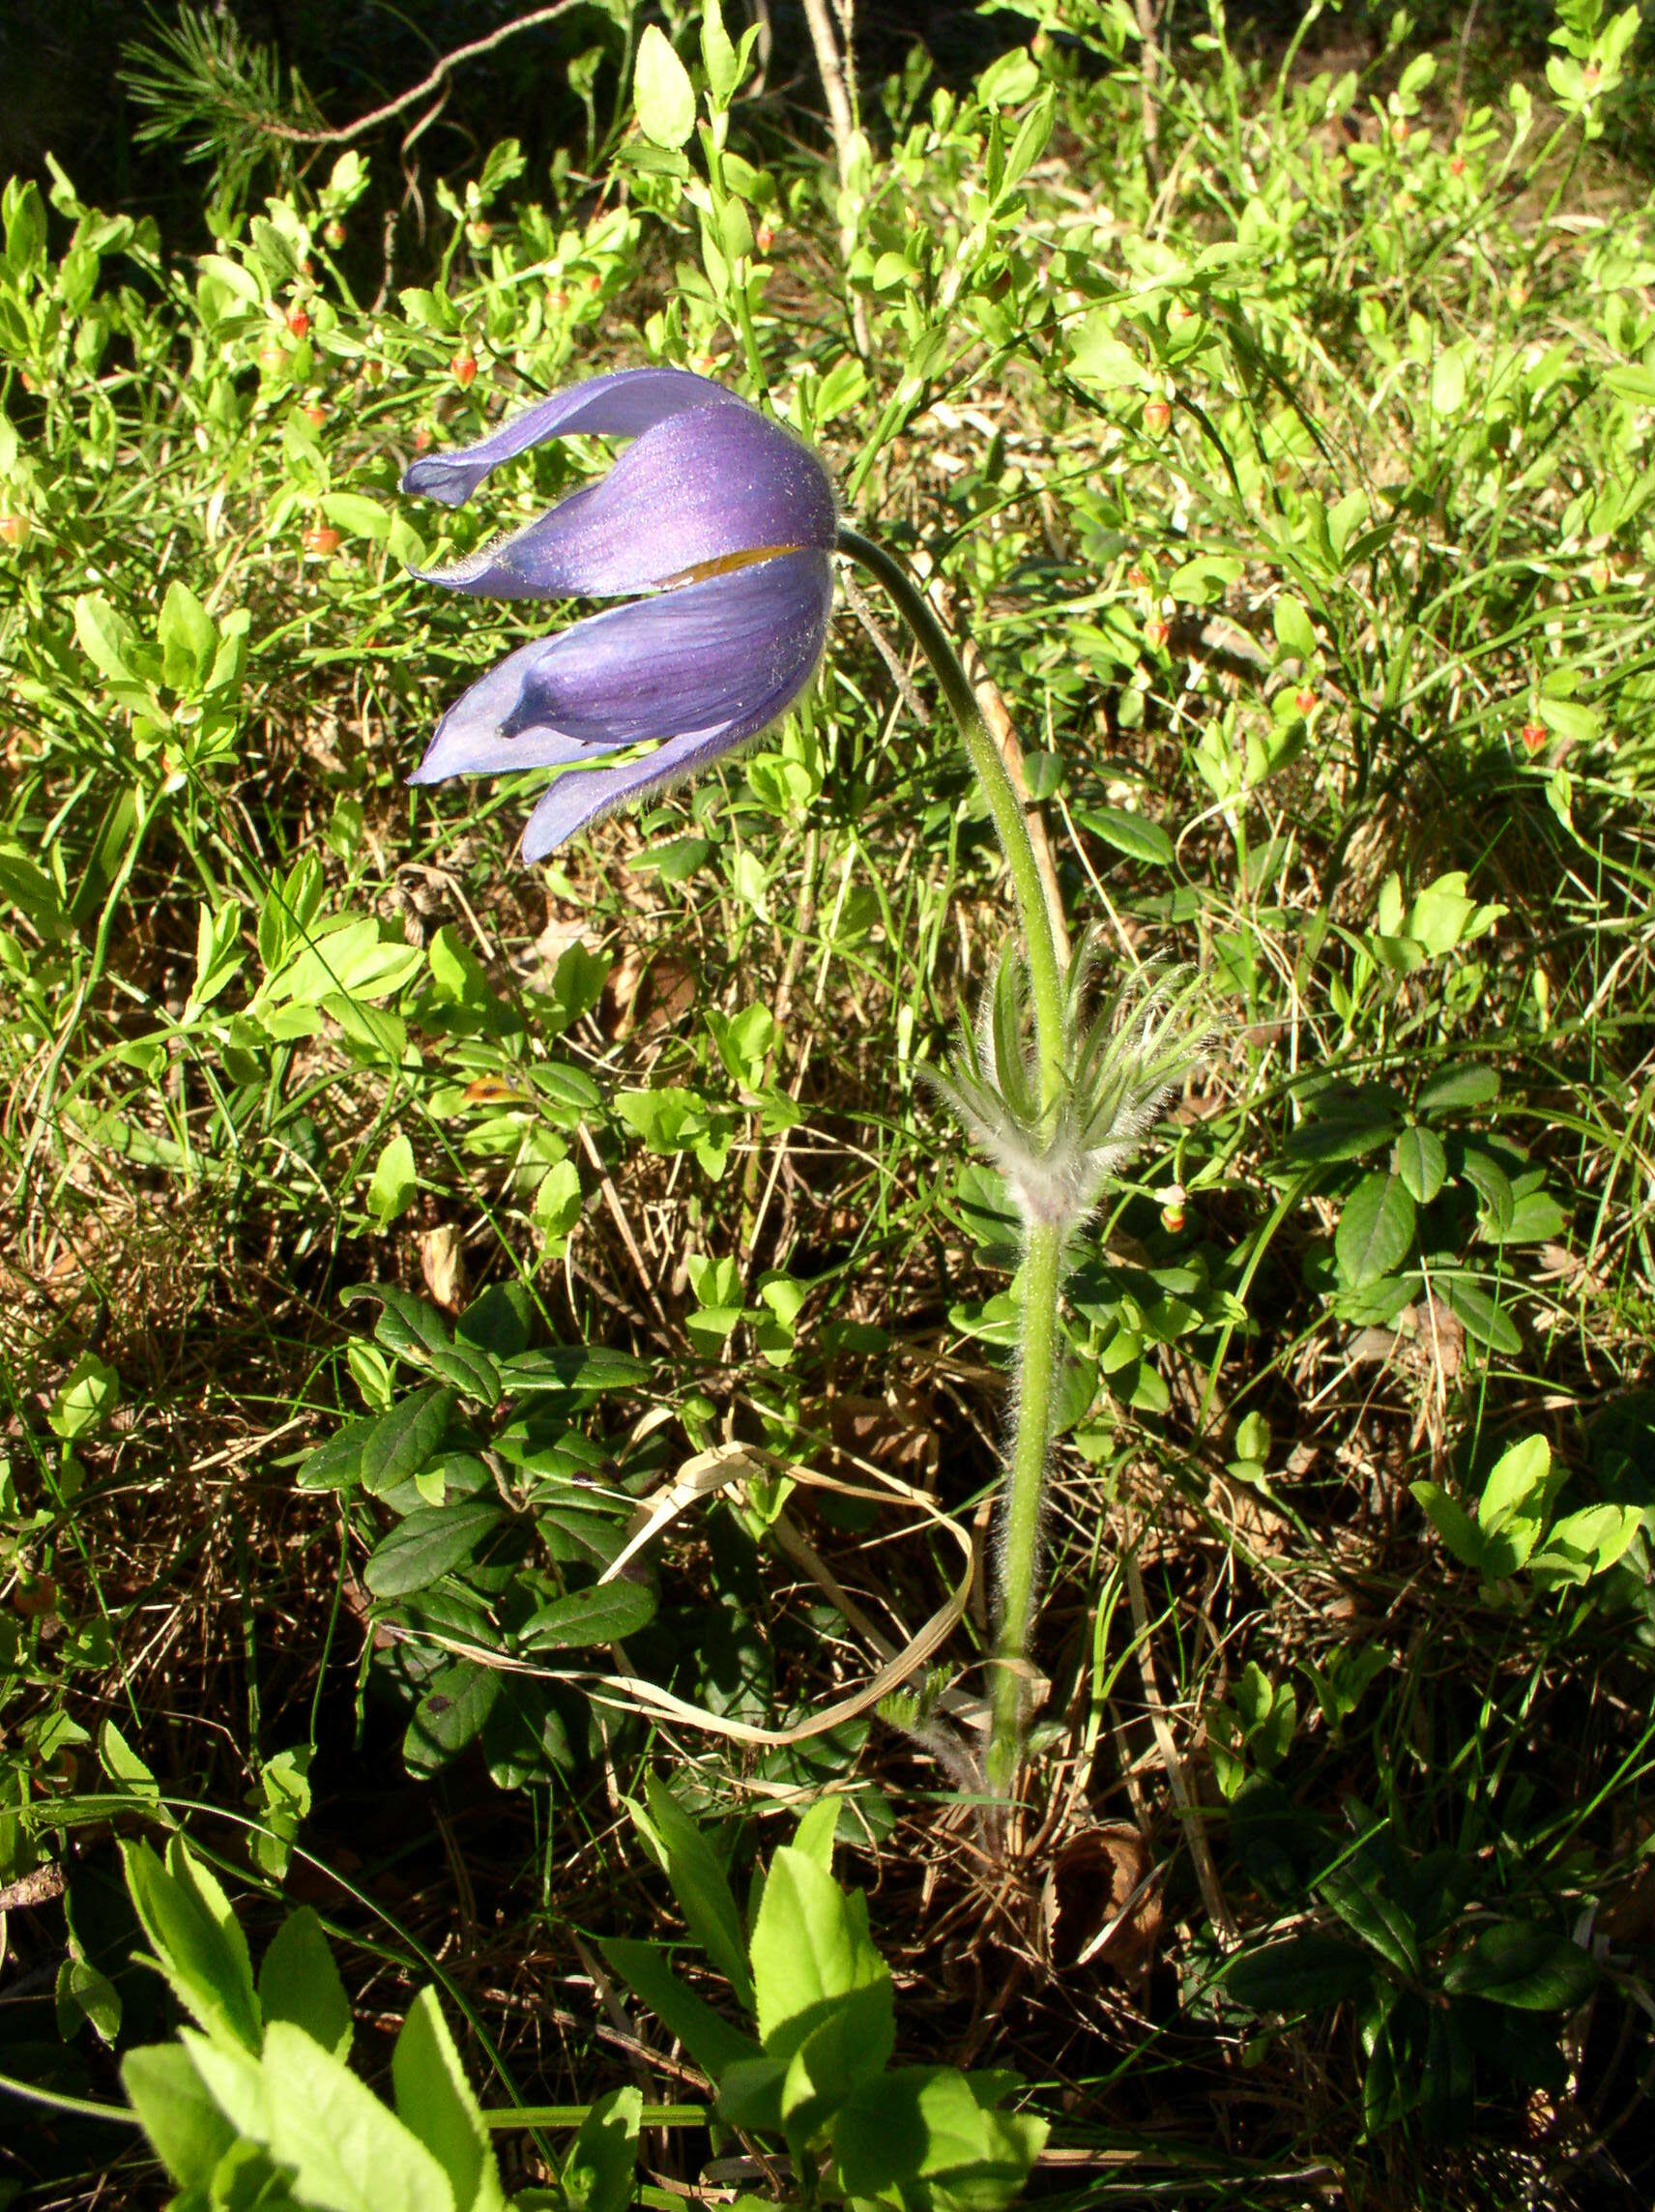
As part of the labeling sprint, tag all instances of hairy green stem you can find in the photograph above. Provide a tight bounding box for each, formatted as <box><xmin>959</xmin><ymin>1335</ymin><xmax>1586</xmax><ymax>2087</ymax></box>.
<box><xmin>836</xmin><ymin>525</ymin><xmax>1069</xmax><ymax>1808</ymax></box>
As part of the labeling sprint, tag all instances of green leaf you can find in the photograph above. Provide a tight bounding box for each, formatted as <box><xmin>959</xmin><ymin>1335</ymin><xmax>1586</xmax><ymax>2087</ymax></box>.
<box><xmin>121</xmin><ymin>2045</ymin><xmax>237</xmax><ymax>2189</ymax></box>
<box><xmin>1442</xmin><ymin>1925</ymin><xmax>1597</xmax><ymax>2010</ymax></box>
<box><xmin>360</xmin><ymin>1385</ymin><xmax>458</xmax><ymax>1496</ymax></box>
<box><xmin>499</xmin><ymin>1346</ymin><xmax>650</xmax><ymax>1394</ymax></box>
<box><xmin>1335</xmin><ymin>1172</ymin><xmax>1416</xmax><ymax>1288</ymax></box>
<box><xmin>121</xmin><ymin>1835</ymin><xmax>262</xmax><ymax>2052</ymax></box>
<box><xmin>629</xmin><ymin>1779</ymin><xmax>756</xmax><ymax>2013</ymax></box>
<box><xmin>1416</xmin><ymin>1063</ymin><xmax>1499</xmax><ymax>1115</ymax></box>
<box><xmin>600</xmin><ymin>1936</ymin><xmax>761</xmax><ymax>2080</ymax></box>
<box><xmin>790</xmin><ymin>1796</ymin><xmax>841</xmax><ymax>1874</ymax></box>
<box><xmin>1394</xmin><ymin>1125</ymin><xmax>1446</xmax><ymax>1206</ymax></box>
<box><xmin>405</xmin><ymin>1662</ymin><xmax>503</xmax><ymax>1775</ymax></box>
<box><xmin>258</xmin><ymin>1908</ymin><xmax>353</xmax><ymax>2060</ymax></box>
<box><xmin>1437</xmin><ymin>1276</ymin><xmax>1522</xmax><ymax>1355</ymax></box>
<box><xmin>1457</xmin><ymin>1146</ymin><xmax>1514</xmax><ymax>1236</ymax></box>
<box><xmin>833</xmin><ymin>2066</ymin><xmax>1047</xmax><ymax>2207</ymax></box>
<box><xmin>364</xmin><ymin>1501</ymin><xmax>506</xmax><ymax>1600</ymax></box>
<box><xmin>393</xmin><ymin>1989</ymin><xmax>508</xmax><ymax>2212</ymax></box>
<box><xmin>749</xmin><ymin>1848</ymin><xmax>892</xmax><ymax>2067</ymax></box>
<box><xmin>321</xmin><ymin>491</ymin><xmax>392</xmax><ymax>542</ymax></box>
<box><xmin>1072</xmin><ymin>804</ymin><xmax>1174</xmax><ymax>866</ymax></box>
<box><xmin>367</xmin><ymin>1133</ymin><xmax>419</xmax><ymax>1226</ymax></box>
<box><xmin>262</xmin><ymin>2020</ymin><xmax>457</xmax><ymax>2212</ymax></box>
<box><xmin>1410</xmin><ymin>1481</ymin><xmax>1486</xmax><ymax>1571</ymax></box>
<box><xmin>635</xmin><ymin>25</ymin><xmax>697</xmax><ymax>148</ymax></box>
<box><xmin>157</xmin><ymin>580</ymin><xmax>217</xmax><ymax>688</ymax></box>
<box><xmin>1222</xmin><ymin>1932</ymin><xmax>1375</xmax><ymax>2012</ymax></box>
<box><xmin>47</xmin><ymin>1351</ymin><xmax>120</xmax><ymax>1440</ymax></box>
<box><xmin>1476</xmin><ymin>1435</ymin><xmax>1551</xmax><ymax>1538</ymax></box>
<box><xmin>1319</xmin><ymin>1860</ymin><xmax>1420</xmax><ymax>1978</ymax></box>
<box><xmin>561</xmin><ymin>2085</ymin><xmax>641</xmax><ymax>2212</ymax></box>
<box><xmin>1273</xmin><ymin>595</ymin><xmax>1317</xmax><ymax>660</ymax></box>
<box><xmin>517</xmin><ymin>1579</ymin><xmax>656</xmax><ymax>1648</ymax></box>
<box><xmin>73</xmin><ymin>592</ymin><xmax>137</xmax><ymax>684</ymax></box>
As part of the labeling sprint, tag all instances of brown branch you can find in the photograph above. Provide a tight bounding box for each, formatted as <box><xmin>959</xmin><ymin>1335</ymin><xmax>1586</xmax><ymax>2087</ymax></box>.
<box><xmin>255</xmin><ymin>2</ymin><xmax>588</xmax><ymax>147</ymax></box>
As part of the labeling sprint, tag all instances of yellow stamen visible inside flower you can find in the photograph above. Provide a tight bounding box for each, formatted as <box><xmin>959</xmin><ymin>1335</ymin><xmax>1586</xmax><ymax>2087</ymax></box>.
<box><xmin>655</xmin><ymin>542</ymin><xmax>799</xmax><ymax>588</ymax></box>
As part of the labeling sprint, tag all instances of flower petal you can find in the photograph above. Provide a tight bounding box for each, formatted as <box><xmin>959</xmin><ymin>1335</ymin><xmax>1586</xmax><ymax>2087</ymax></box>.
<box><xmin>410</xmin><ymin>548</ymin><xmax>832</xmax><ymax>800</ymax></box>
<box><xmin>402</xmin><ymin>367</ymin><xmax>741</xmax><ymax>507</ymax></box>
<box><xmin>508</xmin><ymin>549</ymin><xmax>835</xmax><ymax>856</ymax></box>
<box><xmin>410</xmin><ymin>402</ymin><xmax>836</xmax><ymax>601</ymax></box>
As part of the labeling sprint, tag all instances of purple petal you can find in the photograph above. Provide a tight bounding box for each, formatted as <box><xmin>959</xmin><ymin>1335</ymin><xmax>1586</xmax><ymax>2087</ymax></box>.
<box><xmin>411</xmin><ymin>402</ymin><xmax>836</xmax><ymax>601</ymax></box>
<box><xmin>520</xmin><ymin>721</ymin><xmax>751</xmax><ymax>860</ymax></box>
<box><xmin>402</xmin><ymin>368</ymin><xmax>742</xmax><ymax>508</ymax></box>
<box><xmin>408</xmin><ymin>635</ymin><xmax>601</xmax><ymax>785</ymax></box>
<box><xmin>490</xmin><ymin>548</ymin><xmax>835</xmax><ymax>856</ymax></box>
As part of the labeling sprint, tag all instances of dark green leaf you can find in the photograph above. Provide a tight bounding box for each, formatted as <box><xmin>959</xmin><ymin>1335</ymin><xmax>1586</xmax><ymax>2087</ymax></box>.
<box><xmin>1394</xmin><ymin>1125</ymin><xmax>1446</xmax><ymax>1206</ymax></box>
<box><xmin>1335</xmin><ymin>1172</ymin><xmax>1416</xmax><ymax>1288</ymax></box>
<box><xmin>1416</xmin><ymin>1063</ymin><xmax>1499</xmax><ymax>1115</ymax></box>
<box><xmin>517</xmin><ymin>1579</ymin><xmax>656</xmax><ymax>1649</ymax></box>
<box><xmin>500</xmin><ymin>1347</ymin><xmax>651</xmax><ymax>1394</ymax></box>
<box><xmin>364</xmin><ymin>1501</ymin><xmax>506</xmax><ymax>1599</ymax></box>
<box><xmin>404</xmin><ymin>1661</ymin><xmax>502</xmax><ymax>1775</ymax></box>
<box><xmin>1073</xmin><ymin>805</ymin><xmax>1175</xmax><ymax>866</ymax></box>
<box><xmin>258</xmin><ymin>1908</ymin><xmax>352</xmax><ymax>2059</ymax></box>
<box><xmin>1437</xmin><ymin>1276</ymin><xmax>1522</xmax><ymax>1355</ymax></box>
<box><xmin>1223</xmin><ymin>1932</ymin><xmax>1375</xmax><ymax>2012</ymax></box>
<box><xmin>1442</xmin><ymin>1924</ymin><xmax>1597</xmax><ymax>2010</ymax></box>
<box><xmin>360</xmin><ymin>1386</ymin><xmax>458</xmax><ymax>1496</ymax></box>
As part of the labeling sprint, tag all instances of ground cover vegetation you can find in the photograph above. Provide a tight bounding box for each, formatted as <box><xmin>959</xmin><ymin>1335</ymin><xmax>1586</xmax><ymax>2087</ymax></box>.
<box><xmin>2</xmin><ymin>0</ymin><xmax>1655</xmax><ymax>2202</ymax></box>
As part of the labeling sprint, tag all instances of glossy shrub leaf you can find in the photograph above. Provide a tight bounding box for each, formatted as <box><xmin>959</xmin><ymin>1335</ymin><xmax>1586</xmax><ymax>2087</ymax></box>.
<box><xmin>1394</xmin><ymin>1124</ymin><xmax>1446</xmax><ymax>1205</ymax></box>
<box><xmin>1417</xmin><ymin>1063</ymin><xmax>1499</xmax><ymax>1114</ymax></box>
<box><xmin>364</xmin><ymin>1501</ymin><xmax>506</xmax><ymax>1600</ymax></box>
<box><xmin>1335</xmin><ymin>1172</ymin><xmax>1416</xmax><ymax>1288</ymax></box>
<box><xmin>404</xmin><ymin>1661</ymin><xmax>502</xmax><ymax>1775</ymax></box>
<box><xmin>1437</xmin><ymin>1276</ymin><xmax>1522</xmax><ymax>1355</ymax></box>
<box><xmin>1442</xmin><ymin>1924</ymin><xmax>1597</xmax><ymax>2010</ymax></box>
<box><xmin>1223</xmin><ymin>1932</ymin><xmax>1375</xmax><ymax>2012</ymax></box>
<box><xmin>1074</xmin><ymin>804</ymin><xmax>1175</xmax><ymax>866</ymax></box>
<box><xmin>517</xmin><ymin>1579</ymin><xmax>656</xmax><ymax>1649</ymax></box>
<box><xmin>361</xmin><ymin>1385</ymin><xmax>458</xmax><ymax>1496</ymax></box>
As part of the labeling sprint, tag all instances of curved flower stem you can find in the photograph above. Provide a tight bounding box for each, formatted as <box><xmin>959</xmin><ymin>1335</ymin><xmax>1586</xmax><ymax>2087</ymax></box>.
<box><xmin>836</xmin><ymin>524</ymin><xmax>1069</xmax><ymax>1814</ymax></box>
<box><xmin>834</xmin><ymin>527</ymin><xmax>1065</xmax><ymax>1098</ymax></box>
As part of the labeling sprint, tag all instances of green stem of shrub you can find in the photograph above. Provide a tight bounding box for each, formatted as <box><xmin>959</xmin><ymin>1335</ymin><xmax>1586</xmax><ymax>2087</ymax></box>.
<box><xmin>835</xmin><ymin>525</ymin><xmax>1069</xmax><ymax>1807</ymax></box>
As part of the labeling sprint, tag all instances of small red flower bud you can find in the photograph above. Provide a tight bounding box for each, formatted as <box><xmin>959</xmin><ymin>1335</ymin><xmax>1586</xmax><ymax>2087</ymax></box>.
<box><xmin>450</xmin><ymin>350</ymin><xmax>478</xmax><ymax>388</ymax></box>
<box><xmin>324</xmin><ymin>219</ymin><xmax>346</xmax><ymax>247</ymax></box>
<box><xmin>1449</xmin><ymin>153</ymin><xmax>1466</xmax><ymax>175</ymax></box>
<box><xmin>1126</xmin><ymin>566</ymin><xmax>1148</xmax><ymax>589</ymax></box>
<box><xmin>586</xmin><ymin>272</ymin><xmax>602</xmax><ymax>293</ymax></box>
<box><xmin>19</xmin><ymin>370</ymin><xmax>38</xmax><ymax>393</ymax></box>
<box><xmin>1143</xmin><ymin>397</ymin><xmax>1173</xmax><ymax>435</ymax></box>
<box><xmin>303</xmin><ymin>524</ymin><xmax>340</xmax><ymax>556</ymax></box>
<box><xmin>1160</xmin><ymin>1184</ymin><xmax>1187</xmax><ymax>1234</ymax></box>
<box><xmin>546</xmin><ymin>286</ymin><xmax>569</xmax><ymax>312</ymax></box>
<box><xmin>755</xmin><ymin>222</ymin><xmax>775</xmax><ymax>253</ymax></box>
<box><xmin>1145</xmin><ymin>616</ymin><xmax>1171</xmax><ymax>650</ymax></box>
<box><xmin>303</xmin><ymin>402</ymin><xmax>328</xmax><ymax>427</ymax></box>
<box><xmin>1391</xmin><ymin>116</ymin><xmax>1409</xmax><ymax>145</ymax></box>
<box><xmin>1583</xmin><ymin>63</ymin><xmax>1601</xmax><ymax>88</ymax></box>
<box><xmin>0</xmin><ymin>511</ymin><xmax>29</xmax><ymax>548</ymax></box>
<box><xmin>413</xmin><ymin>425</ymin><xmax>433</xmax><ymax>451</ymax></box>
<box><xmin>467</xmin><ymin>219</ymin><xmax>494</xmax><ymax>248</ymax></box>
<box><xmin>1294</xmin><ymin>686</ymin><xmax>1318</xmax><ymax>715</ymax></box>
<box><xmin>1520</xmin><ymin>720</ymin><xmax>1548</xmax><ymax>754</ymax></box>
<box><xmin>286</xmin><ymin>305</ymin><xmax>310</xmax><ymax>338</ymax></box>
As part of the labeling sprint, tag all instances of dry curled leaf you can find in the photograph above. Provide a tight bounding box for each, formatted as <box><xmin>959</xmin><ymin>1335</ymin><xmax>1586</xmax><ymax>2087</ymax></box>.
<box><xmin>1041</xmin><ymin>1823</ymin><xmax>1163</xmax><ymax>1980</ymax></box>
<box><xmin>419</xmin><ymin>1222</ymin><xmax>466</xmax><ymax>1313</ymax></box>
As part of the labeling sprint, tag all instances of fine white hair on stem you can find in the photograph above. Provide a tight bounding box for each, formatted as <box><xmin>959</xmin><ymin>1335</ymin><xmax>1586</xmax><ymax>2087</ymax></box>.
<box><xmin>924</xmin><ymin>930</ymin><xmax>1207</xmax><ymax>1236</ymax></box>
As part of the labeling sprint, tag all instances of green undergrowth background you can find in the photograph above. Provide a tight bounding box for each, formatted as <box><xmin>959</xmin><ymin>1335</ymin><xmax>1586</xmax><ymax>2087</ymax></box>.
<box><xmin>4</xmin><ymin>0</ymin><xmax>1655</xmax><ymax>2202</ymax></box>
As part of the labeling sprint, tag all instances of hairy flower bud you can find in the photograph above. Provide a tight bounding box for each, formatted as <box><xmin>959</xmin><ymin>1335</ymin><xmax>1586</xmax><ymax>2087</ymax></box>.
<box><xmin>927</xmin><ymin>934</ymin><xmax>1204</xmax><ymax>1234</ymax></box>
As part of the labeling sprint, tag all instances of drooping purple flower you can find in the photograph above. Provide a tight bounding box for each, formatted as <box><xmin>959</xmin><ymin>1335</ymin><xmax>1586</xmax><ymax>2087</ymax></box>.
<box><xmin>400</xmin><ymin>368</ymin><xmax>837</xmax><ymax>859</ymax></box>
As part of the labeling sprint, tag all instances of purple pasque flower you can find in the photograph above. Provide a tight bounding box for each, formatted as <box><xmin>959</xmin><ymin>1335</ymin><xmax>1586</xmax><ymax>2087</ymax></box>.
<box><xmin>401</xmin><ymin>367</ymin><xmax>837</xmax><ymax>860</ymax></box>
